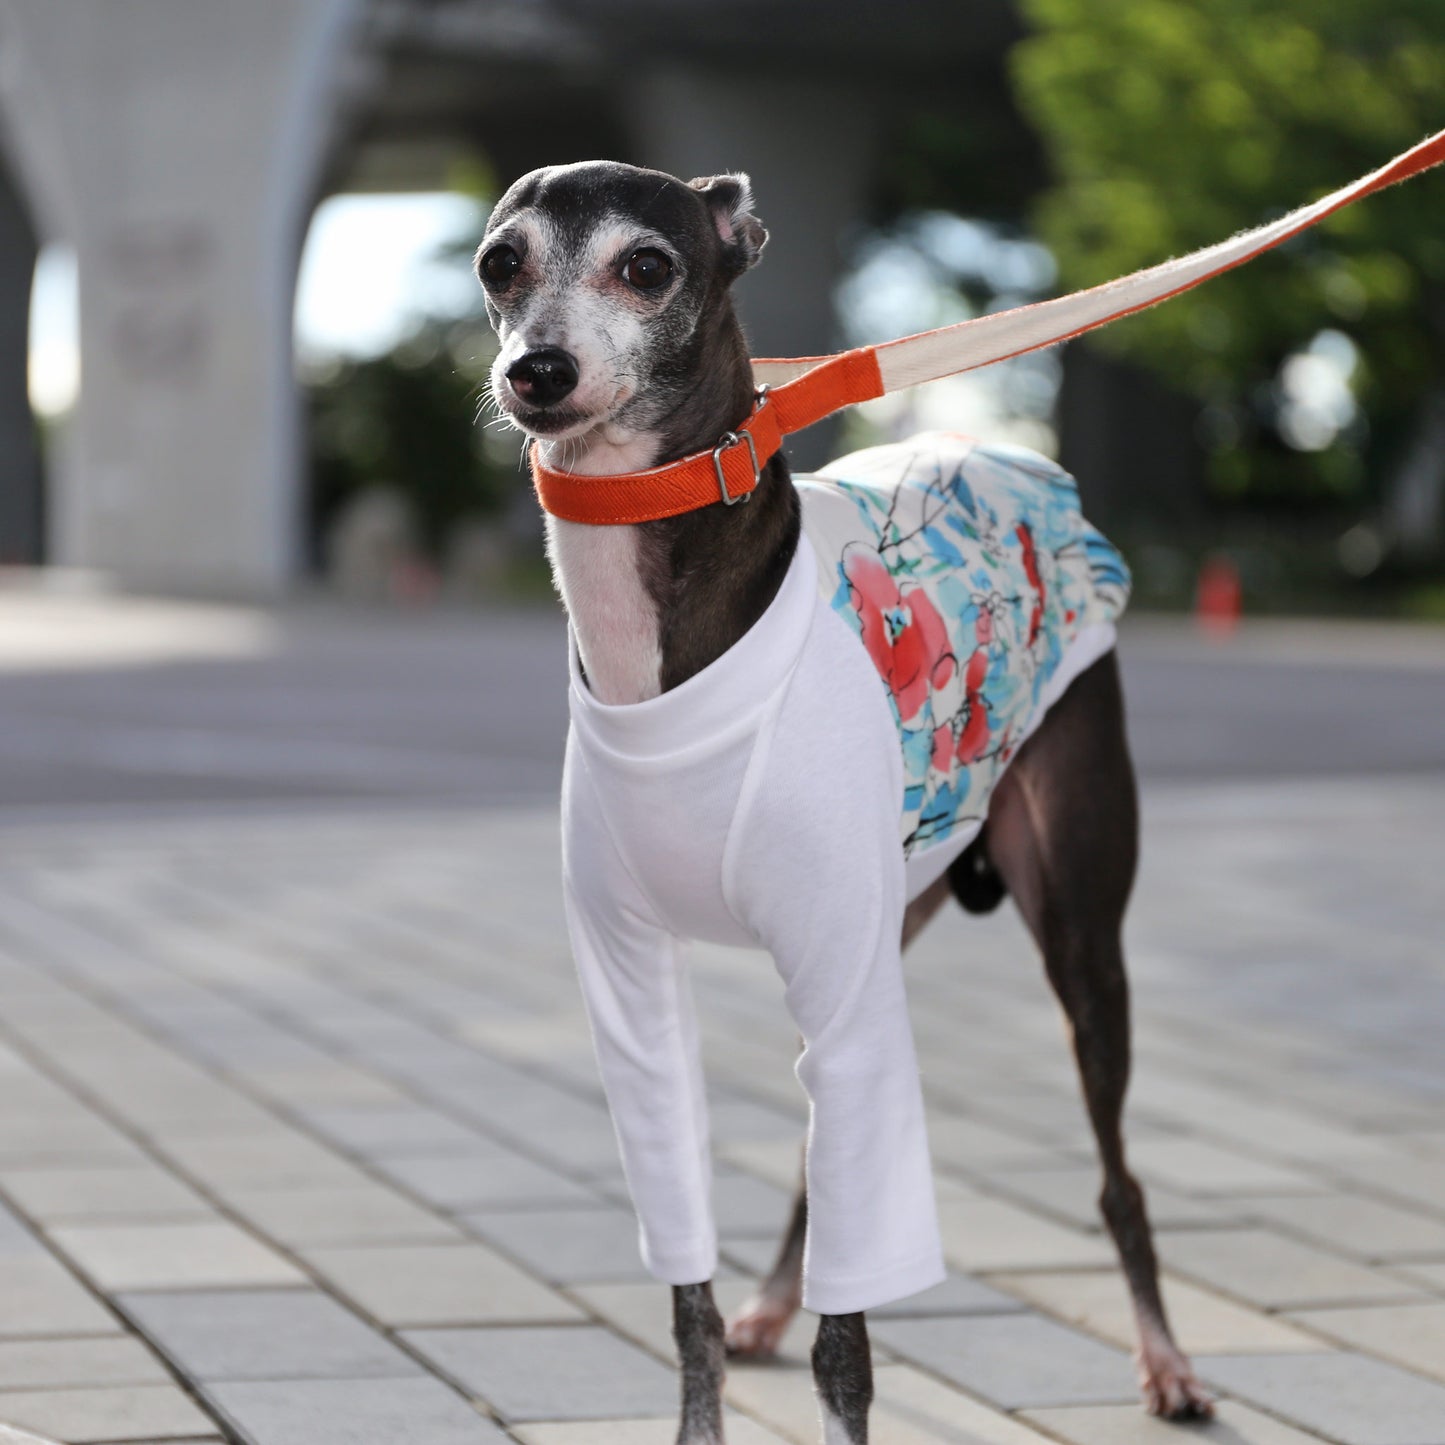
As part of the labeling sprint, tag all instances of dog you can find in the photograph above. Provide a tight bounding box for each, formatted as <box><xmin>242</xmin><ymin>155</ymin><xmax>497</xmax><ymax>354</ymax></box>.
<box><xmin>475</xmin><ymin>160</ymin><xmax>1213</xmax><ymax>1442</ymax></box>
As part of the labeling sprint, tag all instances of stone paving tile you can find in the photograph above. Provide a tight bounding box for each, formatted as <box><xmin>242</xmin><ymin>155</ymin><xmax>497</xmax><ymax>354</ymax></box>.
<box><xmin>1126</xmin><ymin>1138</ymin><xmax>1325</xmax><ymax>1196</ymax></box>
<box><xmin>117</xmin><ymin>1288</ymin><xmax>419</xmax><ymax>1382</ymax></box>
<box><xmin>0</xmin><ymin>1113</ymin><xmax>145</xmax><ymax>1168</ymax></box>
<box><xmin>0</xmin><ymin>1384</ymin><xmax>215</xmax><ymax>1442</ymax></box>
<box><xmin>1238</xmin><ymin>1190</ymin><xmax>1445</xmax><ymax>1264</ymax></box>
<box><xmin>1024</xmin><ymin>1399</ymin><xmax>1328</xmax><ymax>1444</ymax></box>
<box><xmin>1321</xmin><ymin>1155</ymin><xmax>1445</xmax><ymax>1219</ymax></box>
<box><xmin>1396</xmin><ymin>1262</ymin><xmax>1445</xmax><ymax>1292</ymax></box>
<box><xmin>222</xmin><ymin>1184</ymin><xmax>461</xmax><ymax>1248</ymax></box>
<box><xmin>374</xmin><ymin>1151</ymin><xmax>600</xmax><ymax>1212</ymax></box>
<box><xmin>512</xmin><ymin>1414</ymin><xmax>790</xmax><ymax>1445</ymax></box>
<box><xmin>713</xmin><ymin>1171</ymin><xmax>796</xmax><ymax>1238</ymax></box>
<box><xmin>48</xmin><ymin>1223</ymin><xmax>304</xmax><ymax>1293</ymax></box>
<box><xmin>243</xmin><ymin>1065</ymin><xmax>407</xmax><ymax>1110</ymax></box>
<box><xmin>0</xmin><ymin>1337</ymin><xmax>168</xmax><ymax>1391</ymax></box>
<box><xmin>705</xmin><ymin>1096</ymin><xmax>803</xmax><ymax>1143</ymax></box>
<box><xmin>149</xmin><ymin>1132</ymin><xmax>366</xmax><ymax>1194</ymax></box>
<box><xmin>1202</xmin><ymin>1352</ymin><xmax>1445</xmax><ymax>1445</ymax></box>
<box><xmin>1159</xmin><ymin>1228</ymin><xmax>1427</xmax><ymax>1310</ymax></box>
<box><xmin>927</xmin><ymin>1115</ymin><xmax>1081</xmax><ymax>1174</ymax></box>
<box><xmin>203</xmin><ymin>1376</ymin><xmax>510</xmax><ymax>1445</ymax></box>
<box><xmin>294</xmin><ymin>1104</ymin><xmax>490</xmax><ymax>1160</ymax></box>
<box><xmin>0</xmin><ymin>1254</ymin><xmax>123</xmax><ymax>1337</ymax></box>
<box><xmin>724</xmin><ymin>1355</ymin><xmax>1058</xmax><ymax>1444</ymax></box>
<box><xmin>1128</xmin><ymin>1079</ymin><xmax>1397</xmax><ymax>1166</ymax></box>
<box><xmin>871</xmin><ymin>1271</ymin><xmax>1024</xmax><ymax>1320</ymax></box>
<box><xmin>445</xmin><ymin>1081</ymin><xmax>612</xmax><ymax>1143</ymax></box>
<box><xmin>303</xmin><ymin>1242</ymin><xmax>584</xmax><ymax>1327</ymax></box>
<box><xmin>0</xmin><ymin>1422</ymin><xmax>64</xmax><ymax>1445</ymax></box>
<box><xmin>461</xmin><ymin>1206</ymin><xmax>654</xmax><ymax>1284</ymax></box>
<box><xmin>493</xmin><ymin>1126</ymin><xmax>628</xmax><ymax>1179</ymax></box>
<box><xmin>935</xmin><ymin>1195</ymin><xmax>1114</xmax><ymax>1273</ymax></box>
<box><xmin>403</xmin><ymin>1324</ymin><xmax>678</xmax><ymax>1421</ymax></box>
<box><xmin>871</xmin><ymin>1364</ymin><xmax>1059</xmax><ymax>1444</ymax></box>
<box><xmin>985</xmin><ymin>1268</ymin><xmax>1328</xmax><ymax>1355</ymax></box>
<box><xmin>1288</xmin><ymin>1301</ymin><xmax>1445</xmax><ymax>1383</ymax></box>
<box><xmin>0</xmin><ymin>1167</ymin><xmax>212</xmax><ymax>1225</ymax></box>
<box><xmin>717</xmin><ymin>1140</ymin><xmax>806</xmax><ymax>1191</ymax></box>
<box><xmin>717</xmin><ymin>1360</ymin><xmax>836</xmax><ymax>1445</ymax></box>
<box><xmin>986</xmin><ymin>1164</ymin><xmax>1234</xmax><ymax>1232</ymax></box>
<box><xmin>870</xmin><ymin>1313</ymin><xmax>1138</xmax><ymax>1409</ymax></box>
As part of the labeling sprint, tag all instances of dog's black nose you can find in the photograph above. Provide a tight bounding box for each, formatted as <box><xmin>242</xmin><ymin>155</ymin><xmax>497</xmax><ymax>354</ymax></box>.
<box><xmin>506</xmin><ymin>348</ymin><xmax>579</xmax><ymax>407</ymax></box>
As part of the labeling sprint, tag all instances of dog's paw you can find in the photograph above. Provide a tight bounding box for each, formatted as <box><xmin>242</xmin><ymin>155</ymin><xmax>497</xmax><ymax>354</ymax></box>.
<box><xmin>724</xmin><ymin>1292</ymin><xmax>796</xmax><ymax>1358</ymax></box>
<box><xmin>1138</xmin><ymin>1333</ymin><xmax>1214</xmax><ymax>1419</ymax></box>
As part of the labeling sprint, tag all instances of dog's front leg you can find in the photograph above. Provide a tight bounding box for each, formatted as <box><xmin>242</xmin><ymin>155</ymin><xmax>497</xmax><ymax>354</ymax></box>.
<box><xmin>813</xmin><ymin>1312</ymin><xmax>872</xmax><ymax>1444</ymax></box>
<box><xmin>673</xmin><ymin>1282</ymin><xmax>726</xmax><ymax>1445</ymax></box>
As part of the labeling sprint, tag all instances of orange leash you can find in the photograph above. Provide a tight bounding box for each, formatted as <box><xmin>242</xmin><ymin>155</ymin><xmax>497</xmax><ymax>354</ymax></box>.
<box><xmin>532</xmin><ymin>126</ymin><xmax>1445</xmax><ymax>526</ymax></box>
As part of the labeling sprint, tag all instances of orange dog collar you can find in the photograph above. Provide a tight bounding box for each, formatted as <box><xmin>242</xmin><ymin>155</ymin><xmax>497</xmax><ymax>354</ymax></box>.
<box><xmin>531</xmin><ymin>126</ymin><xmax>1445</xmax><ymax>527</ymax></box>
<box><xmin>530</xmin><ymin>348</ymin><xmax>885</xmax><ymax>525</ymax></box>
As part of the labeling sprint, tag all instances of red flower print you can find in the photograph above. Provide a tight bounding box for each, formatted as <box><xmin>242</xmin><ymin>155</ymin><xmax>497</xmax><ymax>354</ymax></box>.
<box><xmin>845</xmin><ymin>549</ymin><xmax>955</xmax><ymax>721</ymax></box>
<box><xmin>955</xmin><ymin>646</ymin><xmax>991</xmax><ymax>764</ymax></box>
<box><xmin>931</xmin><ymin>724</ymin><xmax>954</xmax><ymax>772</ymax></box>
<box><xmin>1016</xmin><ymin>522</ymin><xmax>1044</xmax><ymax>646</ymax></box>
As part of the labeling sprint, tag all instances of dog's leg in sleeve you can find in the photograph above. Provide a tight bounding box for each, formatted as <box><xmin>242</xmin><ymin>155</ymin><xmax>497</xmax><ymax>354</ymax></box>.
<box><xmin>727</xmin><ymin>743</ymin><xmax>945</xmax><ymax>1316</ymax></box>
<box><xmin>562</xmin><ymin>762</ymin><xmax>717</xmax><ymax>1288</ymax></box>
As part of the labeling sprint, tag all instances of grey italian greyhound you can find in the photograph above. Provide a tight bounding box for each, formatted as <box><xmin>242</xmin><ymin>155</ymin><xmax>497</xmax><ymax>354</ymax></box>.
<box><xmin>475</xmin><ymin>160</ymin><xmax>1212</xmax><ymax>1441</ymax></box>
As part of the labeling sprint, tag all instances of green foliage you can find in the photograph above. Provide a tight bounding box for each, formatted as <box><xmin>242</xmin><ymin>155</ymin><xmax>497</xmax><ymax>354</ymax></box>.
<box><xmin>306</xmin><ymin>319</ymin><xmax>510</xmax><ymax>562</ymax></box>
<box><xmin>1011</xmin><ymin>0</ymin><xmax>1445</xmax><ymax>500</ymax></box>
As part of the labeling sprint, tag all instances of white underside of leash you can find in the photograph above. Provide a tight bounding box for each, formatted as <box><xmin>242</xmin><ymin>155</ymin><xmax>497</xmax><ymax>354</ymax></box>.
<box><xmin>751</xmin><ymin>126</ymin><xmax>1445</xmax><ymax>401</ymax></box>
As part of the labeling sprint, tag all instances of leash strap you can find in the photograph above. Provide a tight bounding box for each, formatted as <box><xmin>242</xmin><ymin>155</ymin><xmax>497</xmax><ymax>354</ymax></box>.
<box><xmin>533</xmin><ymin>126</ymin><xmax>1445</xmax><ymax>526</ymax></box>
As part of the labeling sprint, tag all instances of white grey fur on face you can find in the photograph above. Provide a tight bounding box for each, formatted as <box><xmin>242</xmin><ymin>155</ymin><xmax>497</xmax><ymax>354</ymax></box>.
<box><xmin>487</xmin><ymin>212</ymin><xmax>678</xmax><ymax>439</ymax></box>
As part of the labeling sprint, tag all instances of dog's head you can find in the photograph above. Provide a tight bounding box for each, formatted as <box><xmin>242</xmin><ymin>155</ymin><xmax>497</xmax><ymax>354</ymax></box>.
<box><xmin>476</xmin><ymin>161</ymin><xmax>767</xmax><ymax>444</ymax></box>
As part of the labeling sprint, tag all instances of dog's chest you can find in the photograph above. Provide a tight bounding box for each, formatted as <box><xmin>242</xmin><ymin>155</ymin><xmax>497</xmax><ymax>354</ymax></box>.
<box><xmin>546</xmin><ymin>517</ymin><xmax>664</xmax><ymax>704</ymax></box>
<box><xmin>797</xmin><ymin>432</ymin><xmax>1130</xmax><ymax>856</ymax></box>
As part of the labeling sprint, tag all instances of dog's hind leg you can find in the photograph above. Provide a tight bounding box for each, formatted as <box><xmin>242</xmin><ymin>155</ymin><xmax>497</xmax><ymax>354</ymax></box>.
<box><xmin>674</xmin><ymin>1282</ymin><xmax>726</xmax><ymax>1444</ymax></box>
<box><xmin>980</xmin><ymin>651</ymin><xmax>1211</xmax><ymax>1419</ymax></box>
<box><xmin>724</xmin><ymin>1177</ymin><xmax>805</xmax><ymax>1357</ymax></box>
<box><xmin>813</xmin><ymin>1311</ymin><xmax>873</xmax><ymax>1444</ymax></box>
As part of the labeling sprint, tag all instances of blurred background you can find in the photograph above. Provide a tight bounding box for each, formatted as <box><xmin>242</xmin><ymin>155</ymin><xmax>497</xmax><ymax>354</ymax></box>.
<box><xmin>4</xmin><ymin>0</ymin><xmax>1445</xmax><ymax>615</ymax></box>
<box><xmin>0</xmin><ymin>0</ymin><xmax>1442</xmax><ymax>816</ymax></box>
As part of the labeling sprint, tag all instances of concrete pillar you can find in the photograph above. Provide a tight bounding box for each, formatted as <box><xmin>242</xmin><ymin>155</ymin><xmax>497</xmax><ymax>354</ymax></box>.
<box><xmin>0</xmin><ymin>0</ymin><xmax>358</xmax><ymax>595</ymax></box>
<box><xmin>623</xmin><ymin>70</ymin><xmax>879</xmax><ymax>470</ymax></box>
<box><xmin>0</xmin><ymin>155</ymin><xmax>41</xmax><ymax>563</ymax></box>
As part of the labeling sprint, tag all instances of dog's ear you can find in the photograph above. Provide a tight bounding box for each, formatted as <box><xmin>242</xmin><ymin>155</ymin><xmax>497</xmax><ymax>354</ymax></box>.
<box><xmin>689</xmin><ymin>173</ymin><xmax>767</xmax><ymax>277</ymax></box>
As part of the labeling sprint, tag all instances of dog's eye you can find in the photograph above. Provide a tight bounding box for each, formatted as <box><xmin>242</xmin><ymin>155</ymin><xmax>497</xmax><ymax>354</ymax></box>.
<box><xmin>480</xmin><ymin>245</ymin><xmax>522</xmax><ymax>288</ymax></box>
<box><xmin>624</xmin><ymin>249</ymin><xmax>673</xmax><ymax>290</ymax></box>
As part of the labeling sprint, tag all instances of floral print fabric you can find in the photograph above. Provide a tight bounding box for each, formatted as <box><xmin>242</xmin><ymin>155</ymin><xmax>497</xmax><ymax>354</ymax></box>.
<box><xmin>798</xmin><ymin>432</ymin><xmax>1130</xmax><ymax>859</ymax></box>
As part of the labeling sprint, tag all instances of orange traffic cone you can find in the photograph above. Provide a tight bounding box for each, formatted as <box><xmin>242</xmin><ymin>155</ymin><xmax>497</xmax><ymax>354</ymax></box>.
<box><xmin>1195</xmin><ymin>555</ymin><xmax>1242</xmax><ymax>638</ymax></box>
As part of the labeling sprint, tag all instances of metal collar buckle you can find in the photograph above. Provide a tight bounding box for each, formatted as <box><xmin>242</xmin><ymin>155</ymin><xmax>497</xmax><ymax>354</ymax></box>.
<box><xmin>712</xmin><ymin>428</ymin><xmax>759</xmax><ymax>506</ymax></box>
<box><xmin>711</xmin><ymin>385</ymin><xmax>771</xmax><ymax>507</ymax></box>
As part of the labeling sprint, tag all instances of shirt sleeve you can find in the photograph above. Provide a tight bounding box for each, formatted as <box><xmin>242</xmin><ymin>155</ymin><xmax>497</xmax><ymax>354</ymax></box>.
<box><xmin>560</xmin><ymin>738</ymin><xmax>717</xmax><ymax>1285</ymax></box>
<box><xmin>723</xmin><ymin>657</ymin><xmax>946</xmax><ymax>1315</ymax></box>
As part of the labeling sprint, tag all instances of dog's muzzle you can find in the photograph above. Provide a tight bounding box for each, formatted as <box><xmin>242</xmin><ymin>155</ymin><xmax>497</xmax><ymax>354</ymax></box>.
<box><xmin>506</xmin><ymin>348</ymin><xmax>579</xmax><ymax>408</ymax></box>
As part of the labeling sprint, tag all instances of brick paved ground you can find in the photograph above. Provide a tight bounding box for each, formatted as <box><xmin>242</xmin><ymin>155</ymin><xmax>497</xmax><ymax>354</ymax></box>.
<box><xmin>0</xmin><ymin>769</ymin><xmax>1442</xmax><ymax>1444</ymax></box>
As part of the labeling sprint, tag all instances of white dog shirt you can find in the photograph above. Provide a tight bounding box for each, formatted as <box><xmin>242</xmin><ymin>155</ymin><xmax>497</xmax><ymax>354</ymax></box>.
<box><xmin>561</xmin><ymin>433</ymin><xmax>1129</xmax><ymax>1314</ymax></box>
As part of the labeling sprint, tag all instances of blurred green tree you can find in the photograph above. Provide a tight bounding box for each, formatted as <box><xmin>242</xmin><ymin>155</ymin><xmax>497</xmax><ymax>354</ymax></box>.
<box><xmin>1011</xmin><ymin>0</ymin><xmax>1445</xmax><ymax>547</ymax></box>
<box><xmin>307</xmin><ymin>320</ymin><xmax>509</xmax><ymax>565</ymax></box>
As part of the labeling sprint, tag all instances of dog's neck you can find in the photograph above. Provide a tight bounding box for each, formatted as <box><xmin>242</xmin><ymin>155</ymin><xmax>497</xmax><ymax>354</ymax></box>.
<box><xmin>541</xmin><ymin>308</ymin><xmax>800</xmax><ymax>705</ymax></box>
